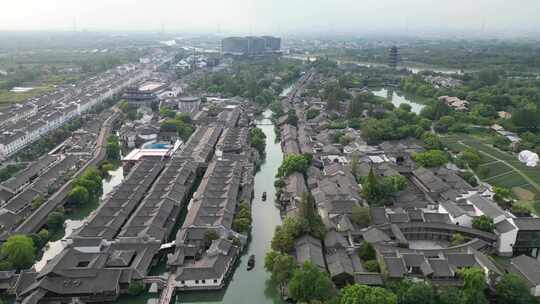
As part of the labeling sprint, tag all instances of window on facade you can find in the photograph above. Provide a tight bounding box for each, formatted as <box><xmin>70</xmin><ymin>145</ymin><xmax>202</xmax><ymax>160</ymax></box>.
<box><xmin>213</xmin><ymin>279</ymin><xmax>218</xmax><ymax>283</ymax></box>
<box><xmin>202</xmin><ymin>280</ymin><xmax>206</xmax><ymax>284</ymax></box>
<box><xmin>195</xmin><ymin>280</ymin><xmax>199</xmax><ymax>284</ymax></box>
<box><xmin>181</xmin><ymin>281</ymin><xmax>185</xmax><ymax>284</ymax></box>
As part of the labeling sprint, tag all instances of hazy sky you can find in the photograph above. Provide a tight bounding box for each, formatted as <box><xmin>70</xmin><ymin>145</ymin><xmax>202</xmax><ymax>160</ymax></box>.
<box><xmin>1</xmin><ymin>0</ymin><xmax>539</xmax><ymax>36</ymax></box>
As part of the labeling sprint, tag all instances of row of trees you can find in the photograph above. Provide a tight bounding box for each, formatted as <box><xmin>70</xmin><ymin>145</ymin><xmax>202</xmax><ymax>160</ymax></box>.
<box><xmin>340</xmin><ymin>268</ymin><xmax>535</xmax><ymax>304</ymax></box>
<box><xmin>106</xmin><ymin>135</ymin><xmax>121</xmax><ymax>161</ymax></box>
<box><xmin>16</xmin><ymin>118</ymin><xmax>82</xmax><ymax>161</ymax></box>
<box><xmin>276</xmin><ymin>153</ymin><xmax>312</xmax><ymax>178</ymax></box>
<box><xmin>232</xmin><ymin>202</ymin><xmax>252</xmax><ymax>233</ymax></box>
<box><xmin>67</xmin><ymin>167</ymin><xmax>103</xmax><ymax>207</ymax></box>
<box><xmin>250</xmin><ymin>127</ymin><xmax>266</xmax><ymax>156</ymax></box>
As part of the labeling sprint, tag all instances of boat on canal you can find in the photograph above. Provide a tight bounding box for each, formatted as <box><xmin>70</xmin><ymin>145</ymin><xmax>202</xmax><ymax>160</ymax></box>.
<box><xmin>247</xmin><ymin>254</ymin><xmax>255</xmax><ymax>270</ymax></box>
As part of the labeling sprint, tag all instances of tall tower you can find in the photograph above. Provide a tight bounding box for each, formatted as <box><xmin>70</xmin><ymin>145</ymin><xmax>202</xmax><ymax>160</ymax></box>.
<box><xmin>389</xmin><ymin>46</ymin><xmax>399</xmax><ymax>69</ymax></box>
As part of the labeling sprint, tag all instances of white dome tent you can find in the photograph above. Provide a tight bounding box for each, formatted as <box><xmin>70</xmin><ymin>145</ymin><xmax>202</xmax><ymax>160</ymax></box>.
<box><xmin>518</xmin><ymin>150</ymin><xmax>539</xmax><ymax>167</ymax></box>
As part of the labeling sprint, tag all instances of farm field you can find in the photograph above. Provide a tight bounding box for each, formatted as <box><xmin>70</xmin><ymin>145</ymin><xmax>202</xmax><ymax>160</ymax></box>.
<box><xmin>442</xmin><ymin>133</ymin><xmax>540</xmax><ymax>209</ymax></box>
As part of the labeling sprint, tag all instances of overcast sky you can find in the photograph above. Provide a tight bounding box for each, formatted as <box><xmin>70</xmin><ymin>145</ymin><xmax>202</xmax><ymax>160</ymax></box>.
<box><xmin>1</xmin><ymin>0</ymin><xmax>539</xmax><ymax>36</ymax></box>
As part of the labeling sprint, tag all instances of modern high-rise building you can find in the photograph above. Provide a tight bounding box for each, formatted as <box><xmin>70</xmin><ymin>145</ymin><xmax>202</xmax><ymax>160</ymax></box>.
<box><xmin>221</xmin><ymin>37</ymin><xmax>249</xmax><ymax>55</ymax></box>
<box><xmin>222</xmin><ymin>36</ymin><xmax>281</xmax><ymax>55</ymax></box>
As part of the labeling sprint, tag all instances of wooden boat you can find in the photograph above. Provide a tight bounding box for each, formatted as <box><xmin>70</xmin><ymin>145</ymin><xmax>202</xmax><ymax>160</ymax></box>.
<box><xmin>247</xmin><ymin>254</ymin><xmax>255</xmax><ymax>270</ymax></box>
<box><xmin>262</xmin><ymin>192</ymin><xmax>267</xmax><ymax>201</ymax></box>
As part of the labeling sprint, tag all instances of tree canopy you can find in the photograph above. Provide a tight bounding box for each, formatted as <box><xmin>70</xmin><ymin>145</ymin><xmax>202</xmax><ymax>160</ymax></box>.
<box><xmin>340</xmin><ymin>284</ymin><xmax>397</xmax><ymax>304</ymax></box>
<box><xmin>1</xmin><ymin>234</ymin><xmax>36</xmax><ymax>270</ymax></box>
<box><xmin>288</xmin><ymin>262</ymin><xmax>336</xmax><ymax>303</ymax></box>
<box><xmin>472</xmin><ymin>215</ymin><xmax>495</xmax><ymax>233</ymax></box>
<box><xmin>67</xmin><ymin>186</ymin><xmax>90</xmax><ymax>206</ymax></box>
<box><xmin>495</xmin><ymin>273</ymin><xmax>537</xmax><ymax>304</ymax></box>
<box><xmin>413</xmin><ymin>150</ymin><xmax>449</xmax><ymax>167</ymax></box>
<box><xmin>277</xmin><ymin>154</ymin><xmax>310</xmax><ymax>177</ymax></box>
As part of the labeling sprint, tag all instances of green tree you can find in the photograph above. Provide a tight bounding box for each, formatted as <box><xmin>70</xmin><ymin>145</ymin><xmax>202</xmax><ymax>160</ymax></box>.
<box><xmin>438</xmin><ymin>287</ymin><xmax>461</xmax><ymax>304</ymax></box>
<box><xmin>299</xmin><ymin>192</ymin><xmax>318</xmax><ymax>230</ymax></box>
<box><xmin>127</xmin><ymin>281</ymin><xmax>146</xmax><ymax>296</ymax></box>
<box><xmin>250</xmin><ymin>127</ymin><xmax>267</xmax><ymax>155</ymax></box>
<box><xmin>271</xmin><ymin>217</ymin><xmax>311</xmax><ymax>253</ymax></box>
<box><xmin>286</xmin><ymin>109</ymin><xmax>298</xmax><ymax>126</ymax></box>
<box><xmin>47</xmin><ymin>211</ymin><xmax>65</xmax><ymax>232</ymax></box>
<box><xmin>232</xmin><ymin>217</ymin><xmax>251</xmax><ymax>233</ymax></box>
<box><xmin>277</xmin><ymin>154</ymin><xmax>310</xmax><ymax>177</ymax></box>
<box><xmin>31</xmin><ymin>195</ymin><xmax>46</xmax><ymax>210</ymax></box>
<box><xmin>458</xmin><ymin>171</ymin><xmax>478</xmax><ymax>187</ymax></box>
<box><xmin>422</xmin><ymin>133</ymin><xmax>444</xmax><ymax>150</ymax></box>
<box><xmin>460</xmin><ymin>148</ymin><xmax>482</xmax><ymax>169</ymax></box>
<box><xmin>203</xmin><ymin>230</ymin><xmax>220</xmax><ymax>248</ymax></box>
<box><xmin>67</xmin><ymin>186</ymin><xmax>90</xmax><ymax>206</ymax></box>
<box><xmin>434</xmin><ymin>115</ymin><xmax>455</xmax><ymax>133</ymax></box>
<box><xmin>73</xmin><ymin>167</ymin><xmax>103</xmax><ymax>202</ymax></box>
<box><xmin>364</xmin><ymin>260</ymin><xmax>380</xmax><ymax>272</ymax></box>
<box><xmin>362</xmin><ymin>166</ymin><xmax>384</xmax><ymax>205</ymax></box>
<box><xmin>350</xmin><ymin>152</ymin><xmax>360</xmax><ymax>181</ymax></box>
<box><xmin>493</xmin><ymin>187</ymin><xmax>512</xmax><ymax>203</ymax></box>
<box><xmin>351</xmin><ymin>205</ymin><xmax>371</xmax><ymax>227</ymax></box>
<box><xmin>512</xmin><ymin>103</ymin><xmax>540</xmax><ymax>132</ymax></box>
<box><xmin>306</xmin><ymin>108</ymin><xmax>321</xmax><ymax>120</ymax></box>
<box><xmin>1</xmin><ymin>235</ymin><xmax>35</xmax><ymax>270</ymax></box>
<box><xmin>413</xmin><ymin>150</ymin><xmax>449</xmax><ymax>167</ymax></box>
<box><xmin>451</xmin><ymin>233</ymin><xmax>468</xmax><ymax>246</ymax></box>
<box><xmin>495</xmin><ymin>273</ymin><xmax>536</xmax><ymax>304</ymax></box>
<box><xmin>340</xmin><ymin>284</ymin><xmax>397</xmax><ymax>304</ymax></box>
<box><xmin>38</xmin><ymin>229</ymin><xmax>50</xmax><ymax>244</ymax></box>
<box><xmin>271</xmin><ymin>225</ymin><xmax>296</xmax><ymax>253</ymax></box>
<box><xmin>106</xmin><ymin>135</ymin><xmax>121</xmax><ymax>161</ymax></box>
<box><xmin>401</xmin><ymin>282</ymin><xmax>436</xmax><ymax>304</ymax></box>
<box><xmin>385</xmin><ymin>174</ymin><xmax>407</xmax><ymax>192</ymax></box>
<box><xmin>159</xmin><ymin>107</ymin><xmax>176</xmax><ymax>118</ymax></box>
<box><xmin>459</xmin><ymin>267</ymin><xmax>488</xmax><ymax>304</ymax></box>
<box><xmin>288</xmin><ymin>262</ymin><xmax>336</xmax><ymax>303</ymax></box>
<box><xmin>358</xmin><ymin>241</ymin><xmax>376</xmax><ymax>261</ymax></box>
<box><xmin>511</xmin><ymin>202</ymin><xmax>532</xmax><ymax>217</ymax></box>
<box><xmin>265</xmin><ymin>251</ymin><xmax>296</xmax><ymax>296</ymax></box>
<box><xmin>472</xmin><ymin>215</ymin><xmax>495</xmax><ymax>233</ymax></box>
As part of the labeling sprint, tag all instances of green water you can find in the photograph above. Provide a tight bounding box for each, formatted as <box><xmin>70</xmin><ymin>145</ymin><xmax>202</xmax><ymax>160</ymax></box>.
<box><xmin>175</xmin><ymin>110</ymin><xmax>285</xmax><ymax>304</ymax></box>
<box><xmin>372</xmin><ymin>88</ymin><xmax>425</xmax><ymax>114</ymax></box>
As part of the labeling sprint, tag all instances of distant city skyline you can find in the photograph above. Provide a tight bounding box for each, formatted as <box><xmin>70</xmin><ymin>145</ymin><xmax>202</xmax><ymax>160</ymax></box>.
<box><xmin>1</xmin><ymin>0</ymin><xmax>540</xmax><ymax>37</ymax></box>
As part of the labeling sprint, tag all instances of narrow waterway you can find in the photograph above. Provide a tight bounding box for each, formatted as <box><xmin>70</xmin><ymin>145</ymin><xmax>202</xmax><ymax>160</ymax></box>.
<box><xmin>176</xmin><ymin>109</ymin><xmax>285</xmax><ymax>304</ymax></box>
<box><xmin>372</xmin><ymin>88</ymin><xmax>425</xmax><ymax>114</ymax></box>
<box><xmin>33</xmin><ymin>165</ymin><xmax>124</xmax><ymax>271</ymax></box>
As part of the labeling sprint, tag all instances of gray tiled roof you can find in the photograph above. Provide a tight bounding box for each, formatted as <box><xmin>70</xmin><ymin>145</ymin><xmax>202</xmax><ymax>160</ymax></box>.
<box><xmin>495</xmin><ymin>219</ymin><xmax>517</xmax><ymax>234</ymax></box>
<box><xmin>513</xmin><ymin>218</ymin><xmax>540</xmax><ymax>231</ymax></box>
<box><xmin>510</xmin><ymin>255</ymin><xmax>540</xmax><ymax>286</ymax></box>
<box><xmin>467</xmin><ymin>194</ymin><xmax>504</xmax><ymax>219</ymax></box>
<box><xmin>384</xmin><ymin>256</ymin><xmax>407</xmax><ymax>278</ymax></box>
<box><xmin>294</xmin><ymin>235</ymin><xmax>326</xmax><ymax>270</ymax></box>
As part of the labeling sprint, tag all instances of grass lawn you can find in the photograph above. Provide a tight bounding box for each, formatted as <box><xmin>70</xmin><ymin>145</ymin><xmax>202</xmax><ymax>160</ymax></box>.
<box><xmin>0</xmin><ymin>86</ymin><xmax>54</xmax><ymax>105</ymax></box>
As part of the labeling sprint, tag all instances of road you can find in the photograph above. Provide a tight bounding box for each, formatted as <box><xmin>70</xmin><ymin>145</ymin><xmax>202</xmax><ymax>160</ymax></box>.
<box><xmin>15</xmin><ymin>108</ymin><xmax>121</xmax><ymax>234</ymax></box>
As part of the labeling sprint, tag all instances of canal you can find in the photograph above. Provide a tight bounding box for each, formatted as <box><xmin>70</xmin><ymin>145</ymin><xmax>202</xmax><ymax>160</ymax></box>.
<box><xmin>176</xmin><ymin>109</ymin><xmax>285</xmax><ymax>304</ymax></box>
<box><xmin>34</xmin><ymin>165</ymin><xmax>125</xmax><ymax>271</ymax></box>
<box><xmin>372</xmin><ymin>88</ymin><xmax>425</xmax><ymax>115</ymax></box>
